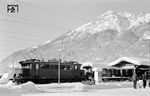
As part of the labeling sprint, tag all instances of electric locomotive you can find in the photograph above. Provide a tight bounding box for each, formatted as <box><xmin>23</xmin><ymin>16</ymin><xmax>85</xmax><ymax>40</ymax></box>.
<box><xmin>14</xmin><ymin>58</ymin><xmax>86</xmax><ymax>84</ymax></box>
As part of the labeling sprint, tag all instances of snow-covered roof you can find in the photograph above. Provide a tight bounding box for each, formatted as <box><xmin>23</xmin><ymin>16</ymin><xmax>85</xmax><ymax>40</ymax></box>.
<box><xmin>92</xmin><ymin>67</ymin><xmax>102</xmax><ymax>72</ymax></box>
<box><xmin>109</xmin><ymin>57</ymin><xmax>150</xmax><ymax>67</ymax></box>
<box><xmin>81</xmin><ymin>62</ymin><xmax>93</xmax><ymax>68</ymax></box>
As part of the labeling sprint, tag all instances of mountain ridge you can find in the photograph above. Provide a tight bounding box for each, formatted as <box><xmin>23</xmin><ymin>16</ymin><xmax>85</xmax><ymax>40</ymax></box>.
<box><xmin>0</xmin><ymin>11</ymin><xmax>150</xmax><ymax>74</ymax></box>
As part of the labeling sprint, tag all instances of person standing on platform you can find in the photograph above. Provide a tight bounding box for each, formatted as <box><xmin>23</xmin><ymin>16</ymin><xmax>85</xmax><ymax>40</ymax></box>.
<box><xmin>142</xmin><ymin>72</ymin><xmax>147</xmax><ymax>88</ymax></box>
<box><xmin>132</xmin><ymin>72</ymin><xmax>137</xmax><ymax>89</ymax></box>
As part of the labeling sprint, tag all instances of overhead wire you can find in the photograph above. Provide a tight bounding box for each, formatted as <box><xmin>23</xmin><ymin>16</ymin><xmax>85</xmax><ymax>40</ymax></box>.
<box><xmin>18</xmin><ymin>0</ymin><xmax>87</xmax><ymax>22</ymax></box>
<box><xmin>1</xmin><ymin>0</ymin><xmax>87</xmax><ymax>31</ymax></box>
<box><xmin>0</xmin><ymin>12</ymin><xmax>68</xmax><ymax>31</ymax></box>
<box><xmin>0</xmin><ymin>17</ymin><xmax>68</xmax><ymax>31</ymax></box>
<box><xmin>1</xmin><ymin>0</ymin><xmax>88</xmax><ymax>61</ymax></box>
<box><xmin>0</xmin><ymin>7</ymin><xmax>68</xmax><ymax>31</ymax></box>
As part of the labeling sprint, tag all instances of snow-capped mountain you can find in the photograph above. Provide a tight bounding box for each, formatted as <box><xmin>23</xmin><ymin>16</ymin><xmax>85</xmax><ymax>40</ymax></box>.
<box><xmin>67</xmin><ymin>11</ymin><xmax>150</xmax><ymax>39</ymax></box>
<box><xmin>1</xmin><ymin>11</ymin><xmax>150</xmax><ymax>74</ymax></box>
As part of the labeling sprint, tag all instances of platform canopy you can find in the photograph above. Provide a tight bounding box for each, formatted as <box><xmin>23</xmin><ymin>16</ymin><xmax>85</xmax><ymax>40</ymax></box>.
<box><xmin>108</xmin><ymin>57</ymin><xmax>150</xmax><ymax>68</ymax></box>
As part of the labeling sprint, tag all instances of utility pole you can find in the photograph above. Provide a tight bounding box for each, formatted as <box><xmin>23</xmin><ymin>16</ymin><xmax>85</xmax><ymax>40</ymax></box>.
<box><xmin>57</xmin><ymin>49</ymin><xmax>63</xmax><ymax>84</ymax></box>
<box><xmin>58</xmin><ymin>51</ymin><xmax>60</xmax><ymax>84</ymax></box>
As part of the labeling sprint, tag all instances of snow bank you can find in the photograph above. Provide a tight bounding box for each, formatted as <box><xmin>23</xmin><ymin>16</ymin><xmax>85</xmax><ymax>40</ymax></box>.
<box><xmin>5</xmin><ymin>80</ymin><xmax>15</xmax><ymax>87</ymax></box>
<box><xmin>20</xmin><ymin>81</ymin><xmax>38</xmax><ymax>93</ymax></box>
<box><xmin>25</xmin><ymin>82</ymin><xmax>133</xmax><ymax>93</ymax></box>
<box><xmin>20</xmin><ymin>81</ymin><xmax>44</xmax><ymax>93</ymax></box>
<box><xmin>0</xmin><ymin>73</ymin><xmax>10</xmax><ymax>84</ymax></box>
<box><xmin>34</xmin><ymin>83</ymin><xmax>85</xmax><ymax>93</ymax></box>
<box><xmin>0</xmin><ymin>87</ymin><xmax>21</xmax><ymax>96</ymax></box>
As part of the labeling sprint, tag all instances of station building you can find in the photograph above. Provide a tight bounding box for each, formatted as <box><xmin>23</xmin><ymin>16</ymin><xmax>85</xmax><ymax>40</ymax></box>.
<box><xmin>89</xmin><ymin>57</ymin><xmax>150</xmax><ymax>84</ymax></box>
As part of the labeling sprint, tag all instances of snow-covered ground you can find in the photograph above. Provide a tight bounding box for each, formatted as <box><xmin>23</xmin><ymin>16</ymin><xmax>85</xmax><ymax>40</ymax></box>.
<box><xmin>0</xmin><ymin>73</ymin><xmax>150</xmax><ymax>96</ymax></box>
<box><xmin>22</xmin><ymin>88</ymin><xmax>150</xmax><ymax>96</ymax></box>
<box><xmin>1</xmin><ymin>81</ymin><xmax>150</xmax><ymax>96</ymax></box>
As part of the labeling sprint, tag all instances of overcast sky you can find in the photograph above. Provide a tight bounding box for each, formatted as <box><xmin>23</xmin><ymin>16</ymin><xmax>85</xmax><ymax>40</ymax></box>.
<box><xmin>0</xmin><ymin>0</ymin><xmax>150</xmax><ymax>61</ymax></box>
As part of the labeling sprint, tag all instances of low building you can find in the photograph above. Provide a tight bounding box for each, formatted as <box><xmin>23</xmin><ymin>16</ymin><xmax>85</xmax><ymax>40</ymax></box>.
<box><xmin>108</xmin><ymin>57</ymin><xmax>150</xmax><ymax>80</ymax></box>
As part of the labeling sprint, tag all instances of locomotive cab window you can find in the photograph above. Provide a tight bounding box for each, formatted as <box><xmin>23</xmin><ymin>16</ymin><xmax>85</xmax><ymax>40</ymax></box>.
<box><xmin>40</xmin><ymin>64</ymin><xmax>49</xmax><ymax>69</ymax></box>
<box><xmin>21</xmin><ymin>63</ymin><xmax>31</xmax><ymax>69</ymax></box>
<box><xmin>74</xmin><ymin>65</ymin><xmax>80</xmax><ymax>70</ymax></box>
<box><xmin>67</xmin><ymin>66</ymin><xmax>70</xmax><ymax>70</ymax></box>
<box><xmin>61</xmin><ymin>65</ymin><xmax>67</xmax><ymax>70</ymax></box>
<box><xmin>70</xmin><ymin>66</ymin><xmax>74</xmax><ymax>70</ymax></box>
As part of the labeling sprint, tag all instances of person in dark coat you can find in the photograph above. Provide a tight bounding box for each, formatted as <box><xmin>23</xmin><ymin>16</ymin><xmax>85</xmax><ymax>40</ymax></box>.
<box><xmin>142</xmin><ymin>72</ymin><xmax>147</xmax><ymax>88</ymax></box>
<box><xmin>132</xmin><ymin>72</ymin><xmax>137</xmax><ymax>89</ymax></box>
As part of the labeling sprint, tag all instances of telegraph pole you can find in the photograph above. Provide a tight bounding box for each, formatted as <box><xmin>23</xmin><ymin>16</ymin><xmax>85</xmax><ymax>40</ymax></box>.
<box><xmin>57</xmin><ymin>49</ymin><xmax>63</xmax><ymax>84</ymax></box>
<box><xmin>58</xmin><ymin>51</ymin><xmax>60</xmax><ymax>84</ymax></box>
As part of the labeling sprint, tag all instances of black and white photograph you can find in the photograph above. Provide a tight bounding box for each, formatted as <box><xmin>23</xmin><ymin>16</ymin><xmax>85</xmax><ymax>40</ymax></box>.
<box><xmin>0</xmin><ymin>0</ymin><xmax>150</xmax><ymax>96</ymax></box>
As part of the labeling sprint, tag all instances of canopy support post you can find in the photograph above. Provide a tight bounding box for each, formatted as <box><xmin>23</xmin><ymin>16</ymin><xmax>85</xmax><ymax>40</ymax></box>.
<box><xmin>133</xmin><ymin>65</ymin><xmax>138</xmax><ymax>76</ymax></box>
<box><xmin>120</xmin><ymin>68</ymin><xmax>122</xmax><ymax>81</ymax></box>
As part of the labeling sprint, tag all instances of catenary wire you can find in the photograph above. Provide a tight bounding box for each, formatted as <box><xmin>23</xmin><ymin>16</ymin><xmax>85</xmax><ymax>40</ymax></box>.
<box><xmin>18</xmin><ymin>0</ymin><xmax>87</xmax><ymax>22</ymax></box>
<box><xmin>0</xmin><ymin>12</ymin><xmax>68</xmax><ymax>31</ymax></box>
<box><xmin>0</xmin><ymin>17</ymin><xmax>68</xmax><ymax>31</ymax></box>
